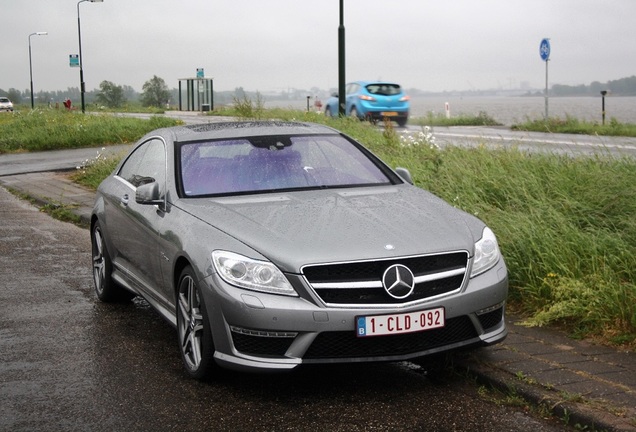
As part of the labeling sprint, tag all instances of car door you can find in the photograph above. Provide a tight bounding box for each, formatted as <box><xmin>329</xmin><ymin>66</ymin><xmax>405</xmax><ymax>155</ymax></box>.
<box><xmin>106</xmin><ymin>137</ymin><xmax>170</xmax><ymax>306</ymax></box>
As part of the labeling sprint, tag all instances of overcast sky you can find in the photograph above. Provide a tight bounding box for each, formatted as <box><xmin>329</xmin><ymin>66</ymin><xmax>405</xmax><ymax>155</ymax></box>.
<box><xmin>2</xmin><ymin>0</ymin><xmax>635</xmax><ymax>94</ymax></box>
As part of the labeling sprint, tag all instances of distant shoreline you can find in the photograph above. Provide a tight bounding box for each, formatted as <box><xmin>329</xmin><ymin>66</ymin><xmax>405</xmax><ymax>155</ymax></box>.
<box><xmin>265</xmin><ymin>95</ymin><xmax>636</xmax><ymax>126</ymax></box>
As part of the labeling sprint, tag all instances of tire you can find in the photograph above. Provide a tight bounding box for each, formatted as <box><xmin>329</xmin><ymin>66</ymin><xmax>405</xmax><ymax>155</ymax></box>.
<box><xmin>350</xmin><ymin>106</ymin><xmax>359</xmax><ymax>120</ymax></box>
<box><xmin>324</xmin><ymin>106</ymin><xmax>333</xmax><ymax>117</ymax></box>
<box><xmin>91</xmin><ymin>220</ymin><xmax>132</xmax><ymax>302</ymax></box>
<box><xmin>177</xmin><ymin>266</ymin><xmax>216</xmax><ymax>380</ymax></box>
<box><xmin>397</xmin><ymin>118</ymin><xmax>408</xmax><ymax>127</ymax></box>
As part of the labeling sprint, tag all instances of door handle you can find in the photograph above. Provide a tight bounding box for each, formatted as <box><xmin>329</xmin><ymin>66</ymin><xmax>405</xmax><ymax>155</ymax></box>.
<box><xmin>120</xmin><ymin>194</ymin><xmax>129</xmax><ymax>206</ymax></box>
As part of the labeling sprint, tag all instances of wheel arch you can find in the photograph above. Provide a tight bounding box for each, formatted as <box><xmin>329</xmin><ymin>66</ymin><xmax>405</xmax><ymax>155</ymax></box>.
<box><xmin>90</xmin><ymin>214</ymin><xmax>99</xmax><ymax>232</ymax></box>
<box><xmin>173</xmin><ymin>256</ymin><xmax>193</xmax><ymax>294</ymax></box>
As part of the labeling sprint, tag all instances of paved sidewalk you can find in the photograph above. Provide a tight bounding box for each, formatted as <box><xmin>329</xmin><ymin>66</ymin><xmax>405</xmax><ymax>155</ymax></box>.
<box><xmin>1</xmin><ymin>171</ymin><xmax>635</xmax><ymax>431</ymax></box>
<box><xmin>0</xmin><ymin>171</ymin><xmax>95</xmax><ymax>226</ymax></box>
<box><xmin>456</xmin><ymin>317</ymin><xmax>636</xmax><ymax>431</ymax></box>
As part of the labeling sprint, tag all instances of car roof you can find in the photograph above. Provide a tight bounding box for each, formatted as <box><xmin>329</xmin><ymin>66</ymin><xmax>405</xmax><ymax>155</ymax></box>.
<box><xmin>157</xmin><ymin>121</ymin><xmax>341</xmax><ymax>143</ymax></box>
<box><xmin>353</xmin><ymin>80</ymin><xmax>401</xmax><ymax>87</ymax></box>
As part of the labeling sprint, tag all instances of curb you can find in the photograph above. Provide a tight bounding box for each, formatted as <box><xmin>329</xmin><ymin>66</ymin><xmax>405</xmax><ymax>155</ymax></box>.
<box><xmin>457</xmin><ymin>356</ymin><xmax>635</xmax><ymax>432</ymax></box>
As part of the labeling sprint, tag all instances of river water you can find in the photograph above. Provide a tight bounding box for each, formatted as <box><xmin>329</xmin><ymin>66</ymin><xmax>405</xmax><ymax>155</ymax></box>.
<box><xmin>265</xmin><ymin>95</ymin><xmax>636</xmax><ymax>126</ymax></box>
<box><xmin>408</xmin><ymin>95</ymin><xmax>636</xmax><ymax>126</ymax></box>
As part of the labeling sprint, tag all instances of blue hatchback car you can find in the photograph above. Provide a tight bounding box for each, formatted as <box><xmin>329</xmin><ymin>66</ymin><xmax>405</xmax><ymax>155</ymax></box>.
<box><xmin>325</xmin><ymin>81</ymin><xmax>410</xmax><ymax>126</ymax></box>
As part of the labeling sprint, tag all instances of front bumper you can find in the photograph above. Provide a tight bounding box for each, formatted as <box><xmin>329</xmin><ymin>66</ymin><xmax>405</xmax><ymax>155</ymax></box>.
<box><xmin>200</xmin><ymin>261</ymin><xmax>508</xmax><ymax>372</ymax></box>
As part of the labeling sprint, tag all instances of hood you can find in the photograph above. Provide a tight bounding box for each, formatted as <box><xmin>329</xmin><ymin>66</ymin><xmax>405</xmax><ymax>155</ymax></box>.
<box><xmin>177</xmin><ymin>185</ymin><xmax>480</xmax><ymax>273</ymax></box>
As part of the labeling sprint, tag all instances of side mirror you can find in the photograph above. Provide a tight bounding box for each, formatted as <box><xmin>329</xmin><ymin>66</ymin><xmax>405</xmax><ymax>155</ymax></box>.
<box><xmin>135</xmin><ymin>181</ymin><xmax>163</xmax><ymax>205</ymax></box>
<box><xmin>331</xmin><ymin>92</ymin><xmax>338</xmax><ymax>98</ymax></box>
<box><xmin>395</xmin><ymin>167</ymin><xmax>414</xmax><ymax>185</ymax></box>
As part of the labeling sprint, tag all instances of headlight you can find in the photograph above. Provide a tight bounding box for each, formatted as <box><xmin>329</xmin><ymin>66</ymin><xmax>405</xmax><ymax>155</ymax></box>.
<box><xmin>212</xmin><ymin>251</ymin><xmax>297</xmax><ymax>296</ymax></box>
<box><xmin>470</xmin><ymin>227</ymin><xmax>501</xmax><ymax>277</ymax></box>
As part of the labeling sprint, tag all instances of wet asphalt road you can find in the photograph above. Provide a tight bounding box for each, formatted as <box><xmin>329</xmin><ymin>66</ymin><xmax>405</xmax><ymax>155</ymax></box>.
<box><xmin>0</xmin><ymin>186</ymin><xmax>571</xmax><ymax>432</ymax></box>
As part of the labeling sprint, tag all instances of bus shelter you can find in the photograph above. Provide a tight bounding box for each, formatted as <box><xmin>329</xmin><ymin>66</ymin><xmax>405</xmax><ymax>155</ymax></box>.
<box><xmin>178</xmin><ymin>77</ymin><xmax>214</xmax><ymax>111</ymax></box>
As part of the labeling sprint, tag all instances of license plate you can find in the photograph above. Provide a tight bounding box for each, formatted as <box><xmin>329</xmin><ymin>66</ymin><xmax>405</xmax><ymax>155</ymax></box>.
<box><xmin>356</xmin><ymin>307</ymin><xmax>445</xmax><ymax>337</ymax></box>
<box><xmin>381</xmin><ymin>111</ymin><xmax>398</xmax><ymax>117</ymax></box>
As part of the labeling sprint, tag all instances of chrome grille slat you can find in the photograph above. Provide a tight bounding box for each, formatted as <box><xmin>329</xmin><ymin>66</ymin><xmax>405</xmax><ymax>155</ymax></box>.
<box><xmin>302</xmin><ymin>252</ymin><xmax>470</xmax><ymax>306</ymax></box>
<box><xmin>311</xmin><ymin>266</ymin><xmax>466</xmax><ymax>290</ymax></box>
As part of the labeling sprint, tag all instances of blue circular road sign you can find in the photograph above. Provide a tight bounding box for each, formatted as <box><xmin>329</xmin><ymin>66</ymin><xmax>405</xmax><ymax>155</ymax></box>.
<box><xmin>540</xmin><ymin>38</ymin><xmax>551</xmax><ymax>61</ymax></box>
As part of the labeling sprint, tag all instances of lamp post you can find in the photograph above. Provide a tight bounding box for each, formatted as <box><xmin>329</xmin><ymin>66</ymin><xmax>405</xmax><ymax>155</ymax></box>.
<box><xmin>338</xmin><ymin>0</ymin><xmax>345</xmax><ymax>116</ymax></box>
<box><xmin>77</xmin><ymin>0</ymin><xmax>103</xmax><ymax>113</ymax></box>
<box><xmin>28</xmin><ymin>32</ymin><xmax>48</xmax><ymax>109</ymax></box>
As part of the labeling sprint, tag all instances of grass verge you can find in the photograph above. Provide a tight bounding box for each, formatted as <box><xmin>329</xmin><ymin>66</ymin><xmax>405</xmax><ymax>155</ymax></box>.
<box><xmin>0</xmin><ymin>109</ymin><xmax>181</xmax><ymax>153</ymax></box>
<box><xmin>411</xmin><ymin>111</ymin><xmax>502</xmax><ymax>127</ymax></box>
<box><xmin>512</xmin><ymin>115</ymin><xmax>636</xmax><ymax>137</ymax></box>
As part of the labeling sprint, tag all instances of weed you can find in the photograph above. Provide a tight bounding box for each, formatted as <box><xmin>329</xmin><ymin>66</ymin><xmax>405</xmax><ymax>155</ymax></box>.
<box><xmin>41</xmin><ymin>203</ymin><xmax>85</xmax><ymax>227</ymax></box>
<box><xmin>515</xmin><ymin>371</ymin><xmax>538</xmax><ymax>385</ymax></box>
<box><xmin>232</xmin><ymin>92</ymin><xmax>265</xmax><ymax>119</ymax></box>
<box><xmin>71</xmin><ymin>147</ymin><xmax>124</xmax><ymax>190</ymax></box>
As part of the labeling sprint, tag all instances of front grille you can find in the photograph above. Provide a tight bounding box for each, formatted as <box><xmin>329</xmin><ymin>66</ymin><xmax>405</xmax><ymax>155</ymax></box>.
<box><xmin>231</xmin><ymin>332</ymin><xmax>294</xmax><ymax>357</ymax></box>
<box><xmin>303</xmin><ymin>315</ymin><xmax>477</xmax><ymax>359</ymax></box>
<box><xmin>303</xmin><ymin>252</ymin><xmax>469</xmax><ymax>306</ymax></box>
<box><xmin>477</xmin><ymin>307</ymin><xmax>504</xmax><ymax>331</ymax></box>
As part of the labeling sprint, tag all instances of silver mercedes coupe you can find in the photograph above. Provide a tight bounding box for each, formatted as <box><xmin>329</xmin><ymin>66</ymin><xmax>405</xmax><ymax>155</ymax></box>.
<box><xmin>90</xmin><ymin>121</ymin><xmax>508</xmax><ymax>379</ymax></box>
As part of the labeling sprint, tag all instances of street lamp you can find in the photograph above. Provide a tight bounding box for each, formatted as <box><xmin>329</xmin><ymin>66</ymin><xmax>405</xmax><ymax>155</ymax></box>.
<box><xmin>338</xmin><ymin>0</ymin><xmax>346</xmax><ymax>116</ymax></box>
<box><xmin>28</xmin><ymin>32</ymin><xmax>48</xmax><ymax>109</ymax></box>
<box><xmin>77</xmin><ymin>0</ymin><xmax>103</xmax><ymax>113</ymax></box>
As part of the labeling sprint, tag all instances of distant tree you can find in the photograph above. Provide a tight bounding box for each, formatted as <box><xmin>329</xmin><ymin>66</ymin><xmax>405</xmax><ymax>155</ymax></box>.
<box><xmin>96</xmin><ymin>80</ymin><xmax>126</xmax><ymax>108</ymax></box>
<box><xmin>234</xmin><ymin>87</ymin><xmax>246</xmax><ymax>99</ymax></box>
<box><xmin>122</xmin><ymin>85</ymin><xmax>138</xmax><ymax>102</ymax></box>
<box><xmin>7</xmin><ymin>88</ymin><xmax>22</xmax><ymax>104</ymax></box>
<box><xmin>608</xmin><ymin>76</ymin><xmax>636</xmax><ymax>96</ymax></box>
<box><xmin>35</xmin><ymin>90</ymin><xmax>53</xmax><ymax>105</ymax></box>
<box><xmin>141</xmin><ymin>75</ymin><xmax>170</xmax><ymax>108</ymax></box>
<box><xmin>587</xmin><ymin>81</ymin><xmax>603</xmax><ymax>95</ymax></box>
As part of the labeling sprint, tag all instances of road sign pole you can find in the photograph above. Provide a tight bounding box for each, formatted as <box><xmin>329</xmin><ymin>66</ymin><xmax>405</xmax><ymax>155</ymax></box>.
<box><xmin>539</xmin><ymin>38</ymin><xmax>551</xmax><ymax>120</ymax></box>
<box><xmin>545</xmin><ymin>59</ymin><xmax>549</xmax><ymax>119</ymax></box>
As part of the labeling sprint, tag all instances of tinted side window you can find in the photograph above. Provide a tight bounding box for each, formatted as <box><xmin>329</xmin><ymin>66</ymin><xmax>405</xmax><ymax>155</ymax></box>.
<box><xmin>117</xmin><ymin>139</ymin><xmax>166</xmax><ymax>189</ymax></box>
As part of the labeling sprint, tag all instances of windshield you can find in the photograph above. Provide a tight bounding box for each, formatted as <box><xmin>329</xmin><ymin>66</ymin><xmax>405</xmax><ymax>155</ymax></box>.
<box><xmin>365</xmin><ymin>84</ymin><xmax>402</xmax><ymax>96</ymax></box>
<box><xmin>179</xmin><ymin>134</ymin><xmax>395</xmax><ymax>197</ymax></box>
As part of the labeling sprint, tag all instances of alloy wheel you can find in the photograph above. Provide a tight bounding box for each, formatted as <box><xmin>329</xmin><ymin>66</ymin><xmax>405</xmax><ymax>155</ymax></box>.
<box><xmin>92</xmin><ymin>228</ymin><xmax>105</xmax><ymax>295</ymax></box>
<box><xmin>178</xmin><ymin>275</ymin><xmax>204</xmax><ymax>371</ymax></box>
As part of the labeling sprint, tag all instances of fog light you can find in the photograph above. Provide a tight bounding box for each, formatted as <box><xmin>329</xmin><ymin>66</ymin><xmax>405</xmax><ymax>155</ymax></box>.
<box><xmin>476</xmin><ymin>301</ymin><xmax>505</xmax><ymax>315</ymax></box>
<box><xmin>230</xmin><ymin>326</ymin><xmax>297</xmax><ymax>338</ymax></box>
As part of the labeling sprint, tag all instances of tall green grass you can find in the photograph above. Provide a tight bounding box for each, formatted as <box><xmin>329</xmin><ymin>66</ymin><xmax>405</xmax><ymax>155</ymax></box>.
<box><xmin>411</xmin><ymin>111</ymin><xmax>502</xmax><ymax>127</ymax></box>
<box><xmin>513</xmin><ymin>115</ymin><xmax>636</xmax><ymax>137</ymax></box>
<box><xmin>0</xmin><ymin>109</ymin><xmax>181</xmax><ymax>153</ymax></box>
<box><xmin>414</xmin><ymin>146</ymin><xmax>636</xmax><ymax>343</ymax></box>
<box><xmin>67</xmin><ymin>109</ymin><xmax>636</xmax><ymax>346</ymax></box>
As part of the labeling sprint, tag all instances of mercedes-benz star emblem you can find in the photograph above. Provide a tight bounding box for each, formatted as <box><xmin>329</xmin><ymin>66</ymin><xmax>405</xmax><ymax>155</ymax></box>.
<box><xmin>382</xmin><ymin>264</ymin><xmax>415</xmax><ymax>299</ymax></box>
